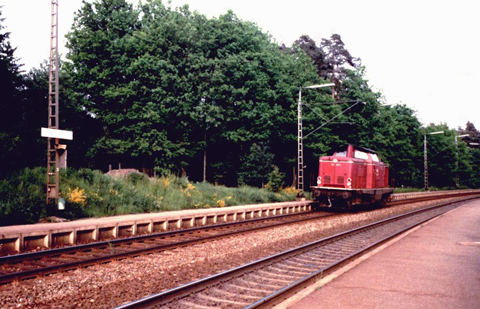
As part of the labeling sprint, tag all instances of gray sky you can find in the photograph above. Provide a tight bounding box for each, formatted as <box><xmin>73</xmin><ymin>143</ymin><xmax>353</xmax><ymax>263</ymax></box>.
<box><xmin>2</xmin><ymin>0</ymin><xmax>479</xmax><ymax>130</ymax></box>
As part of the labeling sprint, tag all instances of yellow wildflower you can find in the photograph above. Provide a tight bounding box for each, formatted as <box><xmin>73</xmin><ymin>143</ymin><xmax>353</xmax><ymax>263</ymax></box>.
<box><xmin>282</xmin><ymin>186</ymin><xmax>299</xmax><ymax>194</ymax></box>
<box><xmin>162</xmin><ymin>178</ymin><xmax>170</xmax><ymax>189</ymax></box>
<box><xmin>67</xmin><ymin>187</ymin><xmax>87</xmax><ymax>207</ymax></box>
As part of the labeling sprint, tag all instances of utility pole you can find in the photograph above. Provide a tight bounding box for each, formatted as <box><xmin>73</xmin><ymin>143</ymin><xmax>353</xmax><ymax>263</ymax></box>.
<box><xmin>203</xmin><ymin>131</ymin><xmax>207</xmax><ymax>182</ymax></box>
<box><xmin>46</xmin><ymin>0</ymin><xmax>60</xmax><ymax>204</ymax></box>
<box><xmin>297</xmin><ymin>83</ymin><xmax>335</xmax><ymax>197</ymax></box>
<box><xmin>297</xmin><ymin>88</ymin><xmax>304</xmax><ymax>195</ymax></box>
<box><xmin>424</xmin><ymin>130</ymin><xmax>444</xmax><ymax>191</ymax></box>
<box><xmin>423</xmin><ymin>133</ymin><xmax>428</xmax><ymax>191</ymax></box>
<box><xmin>455</xmin><ymin>134</ymin><xmax>469</xmax><ymax>188</ymax></box>
<box><xmin>455</xmin><ymin>135</ymin><xmax>459</xmax><ymax>188</ymax></box>
<box><xmin>42</xmin><ymin>0</ymin><xmax>73</xmax><ymax>207</ymax></box>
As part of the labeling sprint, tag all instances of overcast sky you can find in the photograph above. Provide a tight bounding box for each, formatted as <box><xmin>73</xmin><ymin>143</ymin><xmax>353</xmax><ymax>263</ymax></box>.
<box><xmin>2</xmin><ymin>0</ymin><xmax>479</xmax><ymax>130</ymax></box>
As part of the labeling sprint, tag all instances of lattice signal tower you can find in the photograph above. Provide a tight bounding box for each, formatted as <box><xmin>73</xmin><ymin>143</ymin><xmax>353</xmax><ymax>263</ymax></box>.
<box><xmin>46</xmin><ymin>0</ymin><xmax>60</xmax><ymax>204</ymax></box>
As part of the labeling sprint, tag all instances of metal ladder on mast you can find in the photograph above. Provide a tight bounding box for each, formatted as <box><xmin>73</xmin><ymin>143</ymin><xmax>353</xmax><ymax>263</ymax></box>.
<box><xmin>46</xmin><ymin>0</ymin><xmax>60</xmax><ymax>203</ymax></box>
<box><xmin>297</xmin><ymin>94</ymin><xmax>304</xmax><ymax>193</ymax></box>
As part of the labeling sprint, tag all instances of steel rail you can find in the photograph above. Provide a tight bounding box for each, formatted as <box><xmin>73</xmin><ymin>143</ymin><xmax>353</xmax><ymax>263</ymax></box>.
<box><xmin>388</xmin><ymin>190</ymin><xmax>480</xmax><ymax>206</ymax></box>
<box><xmin>0</xmin><ymin>211</ymin><xmax>333</xmax><ymax>285</ymax></box>
<box><xmin>2</xmin><ymin>191</ymin><xmax>477</xmax><ymax>286</ymax></box>
<box><xmin>0</xmin><ymin>210</ymin><xmax>317</xmax><ymax>263</ymax></box>
<box><xmin>113</xmin><ymin>196</ymin><xmax>478</xmax><ymax>309</ymax></box>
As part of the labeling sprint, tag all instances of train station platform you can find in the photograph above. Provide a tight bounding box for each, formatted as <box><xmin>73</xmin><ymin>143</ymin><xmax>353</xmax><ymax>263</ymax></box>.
<box><xmin>278</xmin><ymin>199</ymin><xmax>480</xmax><ymax>309</ymax></box>
<box><xmin>0</xmin><ymin>201</ymin><xmax>311</xmax><ymax>255</ymax></box>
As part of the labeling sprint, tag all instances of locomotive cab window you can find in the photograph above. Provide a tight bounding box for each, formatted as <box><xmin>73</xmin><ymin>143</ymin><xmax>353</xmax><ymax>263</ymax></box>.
<box><xmin>354</xmin><ymin>150</ymin><xmax>369</xmax><ymax>160</ymax></box>
<box><xmin>334</xmin><ymin>151</ymin><xmax>347</xmax><ymax>157</ymax></box>
<box><xmin>371</xmin><ymin>154</ymin><xmax>380</xmax><ymax>162</ymax></box>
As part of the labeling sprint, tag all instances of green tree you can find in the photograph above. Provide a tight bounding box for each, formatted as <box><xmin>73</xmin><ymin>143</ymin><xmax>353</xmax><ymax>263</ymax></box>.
<box><xmin>379</xmin><ymin>105</ymin><xmax>423</xmax><ymax>187</ymax></box>
<box><xmin>465</xmin><ymin>148</ymin><xmax>480</xmax><ymax>187</ymax></box>
<box><xmin>0</xmin><ymin>7</ymin><xmax>38</xmax><ymax>177</ymax></box>
<box><xmin>267</xmin><ymin>165</ymin><xmax>285</xmax><ymax>192</ymax></box>
<box><xmin>65</xmin><ymin>0</ymin><xmax>323</xmax><ymax>185</ymax></box>
<box><xmin>294</xmin><ymin>35</ymin><xmax>329</xmax><ymax>80</ymax></box>
<box><xmin>423</xmin><ymin>124</ymin><xmax>456</xmax><ymax>188</ymax></box>
<box><xmin>321</xmin><ymin>34</ymin><xmax>360</xmax><ymax>98</ymax></box>
<box><xmin>65</xmin><ymin>0</ymin><xmax>142</xmax><ymax>168</ymax></box>
<box><xmin>457</xmin><ymin>121</ymin><xmax>480</xmax><ymax>146</ymax></box>
<box><xmin>295</xmin><ymin>33</ymin><xmax>361</xmax><ymax>94</ymax></box>
<box><xmin>238</xmin><ymin>143</ymin><xmax>274</xmax><ymax>187</ymax></box>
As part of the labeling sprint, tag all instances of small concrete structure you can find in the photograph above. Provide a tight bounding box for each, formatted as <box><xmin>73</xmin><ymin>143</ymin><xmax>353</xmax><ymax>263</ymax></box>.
<box><xmin>0</xmin><ymin>201</ymin><xmax>311</xmax><ymax>255</ymax></box>
<box><xmin>279</xmin><ymin>198</ymin><xmax>480</xmax><ymax>309</ymax></box>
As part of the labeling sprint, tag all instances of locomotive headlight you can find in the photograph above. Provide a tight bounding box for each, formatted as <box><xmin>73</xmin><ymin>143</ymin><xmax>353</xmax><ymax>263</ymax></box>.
<box><xmin>317</xmin><ymin>176</ymin><xmax>322</xmax><ymax>185</ymax></box>
<box><xmin>347</xmin><ymin>178</ymin><xmax>352</xmax><ymax>188</ymax></box>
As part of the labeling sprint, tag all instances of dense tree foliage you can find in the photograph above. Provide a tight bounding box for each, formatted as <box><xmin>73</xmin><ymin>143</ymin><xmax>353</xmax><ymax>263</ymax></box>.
<box><xmin>0</xmin><ymin>1</ymin><xmax>479</xmax><ymax>192</ymax></box>
<box><xmin>320</xmin><ymin>34</ymin><xmax>361</xmax><ymax>90</ymax></box>
<box><xmin>0</xmin><ymin>9</ymin><xmax>47</xmax><ymax>176</ymax></box>
<box><xmin>64</xmin><ymin>0</ymin><xmax>323</xmax><ymax>186</ymax></box>
<box><xmin>453</xmin><ymin>122</ymin><xmax>480</xmax><ymax>187</ymax></box>
<box><xmin>294</xmin><ymin>34</ymin><xmax>360</xmax><ymax>98</ymax></box>
<box><xmin>0</xmin><ymin>8</ymin><xmax>24</xmax><ymax>175</ymax></box>
<box><xmin>237</xmin><ymin>143</ymin><xmax>274</xmax><ymax>187</ymax></box>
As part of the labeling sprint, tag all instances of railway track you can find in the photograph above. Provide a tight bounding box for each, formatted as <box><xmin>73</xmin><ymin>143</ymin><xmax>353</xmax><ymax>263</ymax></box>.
<box><xmin>114</xmin><ymin>198</ymin><xmax>471</xmax><ymax>309</ymax></box>
<box><xmin>1</xmin><ymin>191</ymin><xmax>477</xmax><ymax>288</ymax></box>
<box><xmin>387</xmin><ymin>190</ymin><xmax>480</xmax><ymax>206</ymax></box>
<box><xmin>0</xmin><ymin>211</ymin><xmax>334</xmax><ymax>285</ymax></box>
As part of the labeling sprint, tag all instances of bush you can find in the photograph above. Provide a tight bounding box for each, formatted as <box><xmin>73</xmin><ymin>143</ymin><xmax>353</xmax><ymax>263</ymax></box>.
<box><xmin>126</xmin><ymin>172</ymin><xmax>148</xmax><ymax>185</ymax></box>
<box><xmin>0</xmin><ymin>168</ymin><xmax>301</xmax><ymax>226</ymax></box>
<box><xmin>266</xmin><ymin>166</ymin><xmax>285</xmax><ymax>192</ymax></box>
<box><xmin>0</xmin><ymin>167</ymin><xmax>46</xmax><ymax>226</ymax></box>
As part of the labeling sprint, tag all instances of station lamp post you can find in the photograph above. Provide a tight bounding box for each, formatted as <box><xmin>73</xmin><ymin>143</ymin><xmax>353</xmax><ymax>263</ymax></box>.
<box><xmin>297</xmin><ymin>83</ymin><xmax>334</xmax><ymax>196</ymax></box>
<box><xmin>455</xmin><ymin>134</ymin><xmax>469</xmax><ymax>188</ymax></box>
<box><xmin>424</xmin><ymin>131</ymin><xmax>444</xmax><ymax>191</ymax></box>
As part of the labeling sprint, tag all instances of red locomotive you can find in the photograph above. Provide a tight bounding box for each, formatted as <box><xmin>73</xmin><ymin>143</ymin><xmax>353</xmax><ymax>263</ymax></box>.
<box><xmin>311</xmin><ymin>145</ymin><xmax>394</xmax><ymax>208</ymax></box>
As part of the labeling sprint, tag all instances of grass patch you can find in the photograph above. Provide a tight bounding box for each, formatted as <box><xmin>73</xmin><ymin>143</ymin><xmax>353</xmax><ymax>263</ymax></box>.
<box><xmin>0</xmin><ymin>167</ymin><xmax>302</xmax><ymax>226</ymax></box>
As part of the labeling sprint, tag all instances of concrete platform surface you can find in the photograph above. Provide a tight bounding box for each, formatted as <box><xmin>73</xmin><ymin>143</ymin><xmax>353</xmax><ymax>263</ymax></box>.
<box><xmin>284</xmin><ymin>199</ymin><xmax>480</xmax><ymax>309</ymax></box>
<box><xmin>0</xmin><ymin>201</ymin><xmax>312</xmax><ymax>254</ymax></box>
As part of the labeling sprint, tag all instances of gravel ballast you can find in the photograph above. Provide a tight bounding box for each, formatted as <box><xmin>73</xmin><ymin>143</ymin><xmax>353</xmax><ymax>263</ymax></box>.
<box><xmin>0</xmin><ymin>198</ymin><xmax>466</xmax><ymax>308</ymax></box>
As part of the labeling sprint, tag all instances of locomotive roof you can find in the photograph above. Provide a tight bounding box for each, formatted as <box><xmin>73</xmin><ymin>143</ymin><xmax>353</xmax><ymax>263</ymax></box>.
<box><xmin>335</xmin><ymin>145</ymin><xmax>378</xmax><ymax>154</ymax></box>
